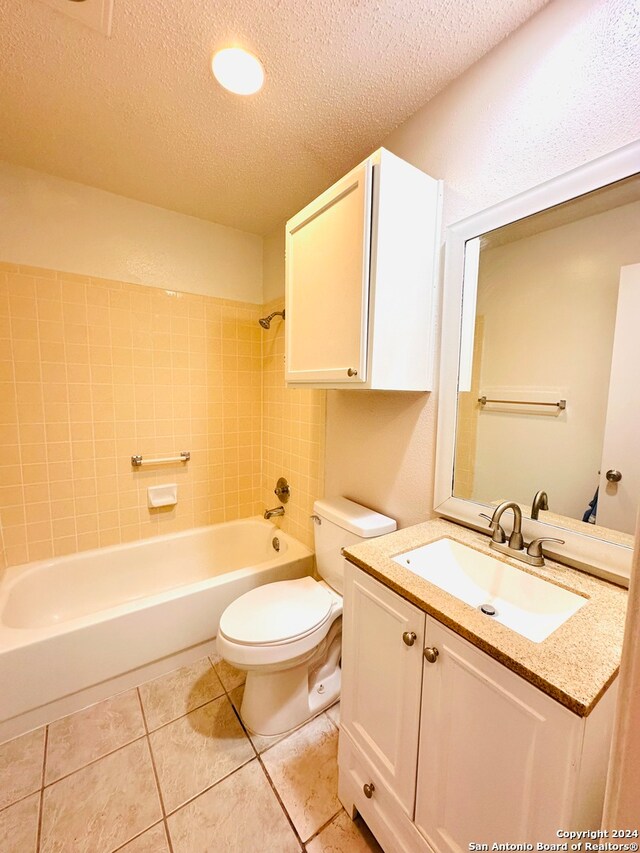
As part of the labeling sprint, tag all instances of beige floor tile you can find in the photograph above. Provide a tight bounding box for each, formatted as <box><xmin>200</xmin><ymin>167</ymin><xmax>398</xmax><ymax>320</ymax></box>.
<box><xmin>262</xmin><ymin>713</ymin><xmax>340</xmax><ymax>843</ymax></box>
<box><xmin>138</xmin><ymin>657</ymin><xmax>225</xmax><ymax>730</ymax></box>
<box><xmin>40</xmin><ymin>739</ymin><xmax>162</xmax><ymax>853</ymax></box>
<box><xmin>325</xmin><ymin>702</ymin><xmax>340</xmax><ymax>729</ymax></box>
<box><xmin>306</xmin><ymin>810</ymin><xmax>383</xmax><ymax>852</ymax></box>
<box><xmin>46</xmin><ymin>689</ymin><xmax>145</xmax><ymax>783</ymax></box>
<box><xmin>210</xmin><ymin>655</ymin><xmax>246</xmax><ymax>691</ymax></box>
<box><xmin>149</xmin><ymin>695</ymin><xmax>254</xmax><ymax>814</ymax></box>
<box><xmin>116</xmin><ymin>822</ymin><xmax>170</xmax><ymax>852</ymax></box>
<box><xmin>228</xmin><ymin>684</ymin><xmax>288</xmax><ymax>753</ymax></box>
<box><xmin>0</xmin><ymin>792</ymin><xmax>40</xmax><ymax>853</ymax></box>
<box><xmin>167</xmin><ymin>759</ymin><xmax>300</xmax><ymax>853</ymax></box>
<box><xmin>0</xmin><ymin>727</ymin><xmax>45</xmax><ymax>810</ymax></box>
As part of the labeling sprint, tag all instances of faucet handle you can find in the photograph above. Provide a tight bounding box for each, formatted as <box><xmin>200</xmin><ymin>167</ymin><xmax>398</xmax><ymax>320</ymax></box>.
<box><xmin>479</xmin><ymin>513</ymin><xmax>506</xmax><ymax>544</ymax></box>
<box><xmin>526</xmin><ymin>537</ymin><xmax>565</xmax><ymax>558</ymax></box>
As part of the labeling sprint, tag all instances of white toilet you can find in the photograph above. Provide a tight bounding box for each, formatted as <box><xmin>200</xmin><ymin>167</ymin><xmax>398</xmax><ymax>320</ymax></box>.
<box><xmin>216</xmin><ymin>497</ymin><xmax>396</xmax><ymax>736</ymax></box>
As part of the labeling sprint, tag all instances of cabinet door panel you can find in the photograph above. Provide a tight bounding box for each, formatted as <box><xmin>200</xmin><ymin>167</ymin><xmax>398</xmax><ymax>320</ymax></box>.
<box><xmin>341</xmin><ymin>563</ymin><xmax>425</xmax><ymax>816</ymax></box>
<box><xmin>285</xmin><ymin>162</ymin><xmax>371</xmax><ymax>383</ymax></box>
<box><xmin>416</xmin><ymin>619</ymin><xmax>580</xmax><ymax>852</ymax></box>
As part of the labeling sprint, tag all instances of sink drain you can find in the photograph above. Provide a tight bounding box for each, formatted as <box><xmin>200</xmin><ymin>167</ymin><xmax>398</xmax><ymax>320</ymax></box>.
<box><xmin>479</xmin><ymin>603</ymin><xmax>497</xmax><ymax>617</ymax></box>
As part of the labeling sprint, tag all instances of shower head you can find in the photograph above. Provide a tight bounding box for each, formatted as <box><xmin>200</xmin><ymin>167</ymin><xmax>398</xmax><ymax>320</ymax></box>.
<box><xmin>258</xmin><ymin>309</ymin><xmax>285</xmax><ymax>330</ymax></box>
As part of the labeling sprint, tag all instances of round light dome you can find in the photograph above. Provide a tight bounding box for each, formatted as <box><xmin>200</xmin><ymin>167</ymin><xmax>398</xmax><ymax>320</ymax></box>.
<box><xmin>212</xmin><ymin>48</ymin><xmax>264</xmax><ymax>96</ymax></box>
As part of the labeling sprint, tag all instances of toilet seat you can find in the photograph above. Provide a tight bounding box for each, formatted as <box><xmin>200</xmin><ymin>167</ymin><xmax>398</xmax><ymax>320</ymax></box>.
<box><xmin>217</xmin><ymin>577</ymin><xmax>342</xmax><ymax>669</ymax></box>
<box><xmin>219</xmin><ymin>576</ymin><xmax>333</xmax><ymax>646</ymax></box>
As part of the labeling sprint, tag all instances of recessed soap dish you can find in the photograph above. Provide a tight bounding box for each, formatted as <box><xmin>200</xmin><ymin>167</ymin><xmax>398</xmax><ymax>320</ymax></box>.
<box><xmin>148</xmin><ymin>484</ymin><xmax>177</xmax><ymax>509</ymax></box>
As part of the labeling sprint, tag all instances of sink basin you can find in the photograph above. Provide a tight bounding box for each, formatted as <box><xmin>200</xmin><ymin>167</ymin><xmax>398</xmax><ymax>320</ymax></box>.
<box><xmin>392</xmin><ymin>538</ymin><xmax>587</xmax><ymax>642</ymax></box>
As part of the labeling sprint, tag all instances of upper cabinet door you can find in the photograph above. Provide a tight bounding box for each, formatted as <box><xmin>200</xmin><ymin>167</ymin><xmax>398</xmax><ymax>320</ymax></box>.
<box><xmin>285</xmin><ymin>161</ymin><xmax>372</xmax><ymax>385</ymax></box>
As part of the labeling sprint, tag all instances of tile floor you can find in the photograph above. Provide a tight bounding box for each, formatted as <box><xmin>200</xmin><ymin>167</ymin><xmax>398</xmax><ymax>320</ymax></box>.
<box><xmin>0</xmin><ymin>654</ymin><xmax>382</xmax><ymax>853</ymax></box>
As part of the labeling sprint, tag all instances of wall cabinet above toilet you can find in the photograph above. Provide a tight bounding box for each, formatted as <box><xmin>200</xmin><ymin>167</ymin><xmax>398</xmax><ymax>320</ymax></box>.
<box><xmin>284</xmin><ymin>148</ymin><xmax>441</xmax><ymax>390</ymax></box>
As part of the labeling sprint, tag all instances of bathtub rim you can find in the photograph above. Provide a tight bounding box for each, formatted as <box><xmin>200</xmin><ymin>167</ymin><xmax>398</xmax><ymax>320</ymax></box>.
<box><xmin>0</xmin><ymin>517</ymin><xmax>313</xmax><ymax>649</ymax></box>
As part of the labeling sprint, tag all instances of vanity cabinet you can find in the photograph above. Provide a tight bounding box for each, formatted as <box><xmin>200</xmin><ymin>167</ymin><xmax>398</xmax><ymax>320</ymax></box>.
<box><xmin>284</xmin><ymin>148</ymin><xmax>441</xmax><ymax>390</ymax></box>
<box><xmin>339</xmin><ymin>562</ymin><xmax>617</xmax><ymax>853</ymax></box>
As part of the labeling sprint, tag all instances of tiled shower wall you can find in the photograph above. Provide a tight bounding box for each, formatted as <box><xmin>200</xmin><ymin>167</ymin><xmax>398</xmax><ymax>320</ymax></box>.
<box><xmin>0</xmin><ymin>262</ymin><xmax>284</xmax><ymax>569</ymax></box>
<box><xmin>261</xmin><ymin>298</ymin><xmax>325</xmax><ymax>549</ymax></box>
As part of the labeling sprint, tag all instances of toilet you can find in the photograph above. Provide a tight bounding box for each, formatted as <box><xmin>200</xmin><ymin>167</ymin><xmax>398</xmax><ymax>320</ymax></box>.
<box><xmin>216</xmin><ymin>497</ymin><xmax>396</xmax><ymax>736</ymax></box>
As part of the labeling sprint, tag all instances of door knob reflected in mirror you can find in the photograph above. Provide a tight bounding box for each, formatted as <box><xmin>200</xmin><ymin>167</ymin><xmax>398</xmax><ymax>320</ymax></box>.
<box><xmin>606</xmin><ymin>469</ymin><xmax>622</xmax><ymax>483</ymax></box>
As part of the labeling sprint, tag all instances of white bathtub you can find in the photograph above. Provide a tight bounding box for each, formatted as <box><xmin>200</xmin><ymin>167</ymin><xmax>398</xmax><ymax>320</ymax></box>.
<box><xmin>0</xmin><ymin>518</ymin><xmax>313</xmax><ymax>741</ymax></box>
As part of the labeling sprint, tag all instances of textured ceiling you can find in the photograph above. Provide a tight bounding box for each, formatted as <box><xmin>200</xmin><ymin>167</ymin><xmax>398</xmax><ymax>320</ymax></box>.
<box><xmin>0</xmin><ymin>0</ymin><xmax>549</xmax><ymax>234</ymax></box>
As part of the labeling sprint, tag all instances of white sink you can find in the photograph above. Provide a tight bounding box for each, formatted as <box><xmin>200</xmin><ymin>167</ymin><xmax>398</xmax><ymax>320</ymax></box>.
<box><xmin>392</xmin><ymin>538</ymin><xmax>587</xmax><ymax>643</ymax></box>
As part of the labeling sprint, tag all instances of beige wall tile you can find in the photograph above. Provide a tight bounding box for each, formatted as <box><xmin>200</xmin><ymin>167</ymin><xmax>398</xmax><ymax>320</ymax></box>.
<box><xmin>167</xmin><ymin>759</ymin><xmax>299</xmax><ymax>853</ymax></box>
<box><xmin>1</xmin><ymin>266</ymin><xmax>326</xmax><ymax>568</ymax></box>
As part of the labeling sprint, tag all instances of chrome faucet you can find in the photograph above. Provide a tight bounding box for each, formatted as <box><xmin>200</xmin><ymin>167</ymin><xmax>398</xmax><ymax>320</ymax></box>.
<box><xmin>531</xmin><ymin>490</ymin><xmax>549</xmax><ymax>520</ymax></box>
<box><xmin>264</xmin><ymin>506</ymin><xmax>285</xmax><ymax>520</ymax></box>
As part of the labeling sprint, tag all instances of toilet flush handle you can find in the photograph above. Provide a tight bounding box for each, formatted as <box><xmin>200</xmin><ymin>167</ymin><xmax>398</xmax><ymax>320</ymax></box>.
<box><xmin>310</xmin><ymin>514</ymin><xmax>322</xmax><ymax>525</ymax></box>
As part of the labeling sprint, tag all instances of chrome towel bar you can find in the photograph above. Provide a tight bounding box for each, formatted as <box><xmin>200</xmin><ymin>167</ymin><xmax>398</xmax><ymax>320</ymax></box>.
<box><xmin>478</xmin><ymin>397</ymin><xmax>566</xmax><ymax>410</ymax></box>
<box><xmin>131</xmin><ymin>451</ymin><xmax>190</xmax><ymax>467</ymax></box>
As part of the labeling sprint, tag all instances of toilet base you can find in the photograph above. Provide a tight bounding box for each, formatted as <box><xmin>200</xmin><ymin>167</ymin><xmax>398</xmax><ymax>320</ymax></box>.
<box><xmin>240</xmin><ymin>620</ymin><xmax>342</xmax><ymax>736</ymax></box>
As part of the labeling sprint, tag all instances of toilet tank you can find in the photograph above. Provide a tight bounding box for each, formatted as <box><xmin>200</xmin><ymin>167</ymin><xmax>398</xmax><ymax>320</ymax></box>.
<box><xmin>313</xmin><ymin>497</ymin><xmax>396</xmax><ymax>594</ymax></box>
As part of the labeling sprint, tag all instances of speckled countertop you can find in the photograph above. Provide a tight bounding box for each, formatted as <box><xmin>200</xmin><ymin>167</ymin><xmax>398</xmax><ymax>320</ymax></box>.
<box><xmin>343</xmin><ymin>518</ymin><xmax>628</xmax><ymax>717</ymax></box>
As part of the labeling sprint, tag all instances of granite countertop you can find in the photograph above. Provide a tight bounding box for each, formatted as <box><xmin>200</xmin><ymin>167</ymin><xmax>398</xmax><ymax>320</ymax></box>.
<box><xmin>343</xmin><ymin>518</ymin><xmax>628</xmax><ymax>717</ymax></box>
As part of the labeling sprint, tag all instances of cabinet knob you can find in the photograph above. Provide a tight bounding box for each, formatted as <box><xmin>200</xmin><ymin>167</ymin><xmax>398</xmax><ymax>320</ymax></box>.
<box><xmin>424</xmin><ymin>646</ymin><xmax>440</xmax><ymax>664</ymax></box>
<box><xmin>402</xmin><ymin>631</ymin><xmax>417</xmax><ymax>646</ymax></box>
<box><xmin>363</xmin><ymin>782</ymin><xmax>375</xmax><ymax>799</ymax></box>
<box><xmin>347</xmin><ymin>368</ymin><xmax>358</xmax><ymax>377</ymax></box>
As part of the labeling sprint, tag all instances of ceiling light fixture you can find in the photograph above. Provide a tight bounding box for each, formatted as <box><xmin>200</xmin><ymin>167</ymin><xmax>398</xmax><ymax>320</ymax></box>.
<box><xmin>212</xmin><ymin>47</ymin><xmax>264</xmax><ymax>96</ymax></box>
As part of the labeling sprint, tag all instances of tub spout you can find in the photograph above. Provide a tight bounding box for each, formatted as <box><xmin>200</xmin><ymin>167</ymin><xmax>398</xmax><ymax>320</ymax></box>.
<box><xmin>264</xmin><ymin>506</ymin><xmax>285</xmax><ymax>520</ymax></box>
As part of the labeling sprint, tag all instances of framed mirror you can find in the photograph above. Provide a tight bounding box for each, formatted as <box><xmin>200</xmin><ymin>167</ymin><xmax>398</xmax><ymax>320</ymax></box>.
<box><xmin>435</xmin><ymin>140</ymin><xmax>640</xmax><ymax>586</ymax></box>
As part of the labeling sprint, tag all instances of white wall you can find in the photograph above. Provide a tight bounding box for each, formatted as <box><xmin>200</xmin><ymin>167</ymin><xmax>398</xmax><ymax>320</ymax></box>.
<box><xmin>263</xmin><ymin>224</ymin><xmax>286</xmax><ymax>304</ymax></box>
<box><xmin>325</xmin><ymin>0</ymin><xmax>640</xmax><ymax>528</ymax></box>
<box><xmin>471</xmin><ymin>201</ymin><xmax>640</xmax><ymax>518</ymax></box>
<box><xmin>0</xmin><ymin>161</ymin><xmax>263</xmax><ymax>302</ymax></box>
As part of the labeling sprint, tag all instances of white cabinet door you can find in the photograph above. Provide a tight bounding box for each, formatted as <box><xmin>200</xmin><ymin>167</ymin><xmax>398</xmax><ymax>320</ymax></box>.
<box><xmin>285</xmin><ymin>161</ymin><xmax>372</xmax><ymax>384</ymax></box>
<box><xmin>415</xmin><ymin>618</ymin><xmax>581</xmax><ymax>852</ymax></box>
<box><xmin>341</xmin><ymin>563</ymin><xmax>426</xmax><ymax>817</ymax></box>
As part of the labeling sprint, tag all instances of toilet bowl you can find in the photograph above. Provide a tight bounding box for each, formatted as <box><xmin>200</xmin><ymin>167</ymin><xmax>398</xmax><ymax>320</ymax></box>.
<box><xmin>216</xmin><ymin>497</ymin><xmax>396</xmax><ymax>736</ymax></box>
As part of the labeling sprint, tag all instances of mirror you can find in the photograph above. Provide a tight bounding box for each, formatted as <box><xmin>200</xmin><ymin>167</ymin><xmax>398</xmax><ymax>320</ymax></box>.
<box><xmin>452</xmin><ymin>173</ymin><xmax>640</xmax><ymax>546</ymax></box>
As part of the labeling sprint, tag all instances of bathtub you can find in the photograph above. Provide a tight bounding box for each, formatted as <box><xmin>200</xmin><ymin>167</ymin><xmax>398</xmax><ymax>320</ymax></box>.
<box><xmin>0</xmin><ymin>518</ymin><xmax>313</xmax><ymax>741</ymax></box>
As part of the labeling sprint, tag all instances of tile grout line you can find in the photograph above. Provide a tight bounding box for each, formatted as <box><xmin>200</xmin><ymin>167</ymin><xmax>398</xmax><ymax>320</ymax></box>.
<box><xmin>302</xmin><ymin>807</ymin><xmax>344</xmax><ymax>848</ymax></box>
<box><xmin>162</xmin><ymin>754</ymin><xmax>257</xmax><ymax>820</ymax></box>
<box><xmin>110</xmin><ymin>819</ymin><xmax>166</xmax><ymax>853</ymax></box>
<box><xmin>35</xmin><ymin>725</ymin><xmax>49</xmax><ymax>853</ymax></box>
<box><xmin>209</xmin><ymin>660</ymin><xmax>306</xmax><ymax>850</ymax></box>
<box><xmin>256</xmin><ymin>752</ymin><xmax>306</xmax><ymax>851</ymax></box>
<box><xmin>135</xmin><ymin>688</ymin><xmax>175</xmax><ymax>853</ymax></box>
<box><xmin>40</xmin><ymin>732</ymin><xmax>148</xmax><ymax>790</ymax></box>
<box><xmin>139</xmin><ymin>690</ymin><xmax>227</xmax><ymax>736</ymax></box>
<box><xmin>214</xmin><ymin>659</ymin><xmax>347</xmax><ymax>848</ymax></box>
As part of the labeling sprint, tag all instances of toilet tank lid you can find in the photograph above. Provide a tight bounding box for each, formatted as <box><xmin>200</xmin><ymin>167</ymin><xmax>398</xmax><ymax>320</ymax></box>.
<box><xmin>314</xmin><ymin>497</ymin><xmax>396</xmax><ymax>538</ymax></box>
